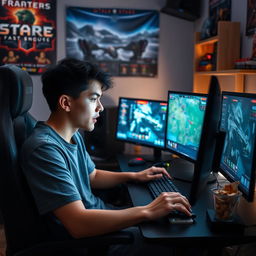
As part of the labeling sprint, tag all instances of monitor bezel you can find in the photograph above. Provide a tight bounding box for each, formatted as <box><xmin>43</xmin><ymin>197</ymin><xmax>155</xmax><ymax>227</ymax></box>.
<box><xmin>219</xmin><ymin>91</ymin><xmax>256</xmax><ymax>202</ymax></box>
<box><xmin>115</xmin><ymin>97</ymin><xmax>168</xmax><ymax>150</ymax></box>
<box><xmin>165</xmin><ymin>90</ymin><xmax>208</xmax><ymax>163</ymax></box>
<box><xmin>189</xmin><ymin>76</ymin><xmax>222</xmax><ymax>205</ymax></box>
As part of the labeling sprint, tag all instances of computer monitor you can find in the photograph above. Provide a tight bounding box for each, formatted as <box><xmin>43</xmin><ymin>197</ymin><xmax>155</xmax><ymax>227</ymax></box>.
<box><xmin>116</xmin><ymin>97</ymin><xmax>167</xmax><ymax>161</ymax></box>
<box><xmin>219</xmin><ymin>92</ymin><xmax>256</xmax><ymax>202</ymax></box>
<box><xmin>190</xmin><ymin>76</ymin><xmax>222</xmax><ymax>204</ymax></box>
<box><xmin>165</xmin><ymin>91</ymin><xmax>207</xmax><ymax>184</ymax></box>
<box><xmin>165</xmin><ymin>92</ymin><xmax>207</xmax><ymax>161</ymax></box>
<box><xmin>165</xmin><ymin>76</ymin><xmax>222</xmax><ymax>204</ymax></box>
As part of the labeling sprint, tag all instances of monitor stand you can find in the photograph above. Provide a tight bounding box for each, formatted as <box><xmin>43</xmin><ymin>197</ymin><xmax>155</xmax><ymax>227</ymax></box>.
<box><xmin>169</xmin><ymin>158</ymin><xmax>195</xmax><ymax>182</ymax></box>
<box><xmin>143</xmin><ymin>148</ymin><xmax>172</xmax><ymax>163</ymax></box>
<box><xmin>169</xmin><ymin>158</ymin><xmax>217</xmax><ymax>183</ymax></box>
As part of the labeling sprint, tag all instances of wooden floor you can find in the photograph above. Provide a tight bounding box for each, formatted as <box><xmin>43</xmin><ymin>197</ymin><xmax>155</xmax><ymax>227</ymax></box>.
<box><xmin>0</xmin><ymin>225</ymin><xmax>6</xmax><ymax>256</ymax></box>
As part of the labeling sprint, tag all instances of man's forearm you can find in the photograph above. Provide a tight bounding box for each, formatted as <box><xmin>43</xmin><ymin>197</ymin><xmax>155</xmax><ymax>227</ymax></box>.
<box><xmin>54</xmin><ymin>192</ymin><xmax>191</xmax><ymax>239</ymax></box>
<box><xmin>90</xmin><ymin>169</ymin><xmax>136</xmax><ymax>189</ymax></box>
<box><xmin>68</xmin><ymin>206</ymin><xmax>147</xmax><ymax>238</ymax></box>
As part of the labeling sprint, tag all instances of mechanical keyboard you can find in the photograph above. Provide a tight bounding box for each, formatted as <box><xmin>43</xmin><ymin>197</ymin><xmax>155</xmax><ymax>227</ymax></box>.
<box><xmin>147</xmin><ymin>175</ymin><xmax>179</xmax><ymax>197</ymax></box>
<box><xmin>147</xmin><ymin>175</ymin><xmax>196</xmax><ymax>223</ymax></box>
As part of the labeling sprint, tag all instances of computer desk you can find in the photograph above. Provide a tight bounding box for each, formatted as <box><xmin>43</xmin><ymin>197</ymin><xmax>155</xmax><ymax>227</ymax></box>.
<box><xmin>117</xmin><ymin>154</ymin><xmax>256</xmax><ymax>251</ymax></box>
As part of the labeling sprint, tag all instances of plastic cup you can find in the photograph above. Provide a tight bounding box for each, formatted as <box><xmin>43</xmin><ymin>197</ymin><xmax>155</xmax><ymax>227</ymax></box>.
<box><xmin>212</xmin><ymin>188</ymin><xmax>242</xmax><ymax>221</ymax></box>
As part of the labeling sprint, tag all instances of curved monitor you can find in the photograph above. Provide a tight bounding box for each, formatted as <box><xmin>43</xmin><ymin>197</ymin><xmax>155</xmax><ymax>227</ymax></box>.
<box><xmin>165</xmin><ymin>92</ymin><xmax>207</xmax><ymax>161</ymax></box>
<box><xmin>116</xmin><ymin>97</ymin><xmax>167</xmax><ymax>151</ymax></box>
<box><xmin>219</xmin><ymin>92</ymin><xmax>256</xmax><ymax>202</ymax></box>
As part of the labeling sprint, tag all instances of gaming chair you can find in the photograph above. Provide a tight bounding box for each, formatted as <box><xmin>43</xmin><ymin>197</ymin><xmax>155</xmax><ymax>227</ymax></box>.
<box><xmin>0</xmin><ymin>64</ymin><xmax>132</xmax><ymax>256</ymax></box>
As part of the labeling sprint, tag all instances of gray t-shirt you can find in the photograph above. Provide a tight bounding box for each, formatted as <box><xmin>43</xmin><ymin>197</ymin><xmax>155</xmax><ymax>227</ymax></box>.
<box><xmin>21</xmin><ymin>121</ymin><xmax>106</xmax><ymax>216</ymax></box>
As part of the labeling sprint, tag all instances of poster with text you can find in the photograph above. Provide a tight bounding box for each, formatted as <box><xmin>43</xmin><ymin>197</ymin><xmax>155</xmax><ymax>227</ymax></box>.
<box><xmin>66</xmin><ymin>7</ymin><xmax>159</xmax><ymax>77</ymax></box>
<box><xmin>0</xmin><ymin>0</ymin><xmax>56</xmax><ymax>74</ymax></box>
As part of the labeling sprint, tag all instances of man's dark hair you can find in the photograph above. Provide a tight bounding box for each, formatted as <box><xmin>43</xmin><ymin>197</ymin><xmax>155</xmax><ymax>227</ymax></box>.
<box><xmin>42</xmin><ymin>58</ymin><xmax>112</xmax><ymax>112</ymax></box>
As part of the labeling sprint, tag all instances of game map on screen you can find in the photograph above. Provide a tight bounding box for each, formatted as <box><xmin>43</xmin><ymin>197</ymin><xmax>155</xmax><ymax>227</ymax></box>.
<box><xmin>166</xmin><ymin>93</ymin><xmax>207</xmax><ymax>160</ymax></box>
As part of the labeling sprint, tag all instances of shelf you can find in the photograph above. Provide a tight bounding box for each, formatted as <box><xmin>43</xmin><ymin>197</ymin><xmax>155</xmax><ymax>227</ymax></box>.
<box><xmin>195</xmin><ymin>69</ymin><xmax>256</xmax><ymax>76</ymax></box>
<box><xmin>195</xmin><ymin>36</ymin><xmax>218</xmax><ymax>45</ymax></box>
<box><xmin>194</xmin><ymin>70</ymin><xmax>256</xmax><ymax>93</ymax></box>
<box><xmin>194</xmin><ymin>22</ymin><xmax>243</xmax><ymax>93</ymax></box>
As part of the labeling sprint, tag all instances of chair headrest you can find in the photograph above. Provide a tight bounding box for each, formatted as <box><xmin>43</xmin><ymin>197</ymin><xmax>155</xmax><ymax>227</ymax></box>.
<box><xmin>0</xmin><ymin>64</ymin><xmax>33</xmax><ymax>118</ymax></box>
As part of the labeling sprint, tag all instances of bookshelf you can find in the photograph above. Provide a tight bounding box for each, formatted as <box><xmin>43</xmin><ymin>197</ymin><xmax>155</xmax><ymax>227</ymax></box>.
<box><xmin>193</xmin><ymin>21</ymin><xmax>256</xmax><ymax>93</ymax></box>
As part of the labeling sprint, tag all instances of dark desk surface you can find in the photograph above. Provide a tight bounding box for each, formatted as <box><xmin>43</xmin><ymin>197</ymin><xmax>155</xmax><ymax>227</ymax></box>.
<box><xmin>117</xmin><ymin>154</ymin><xmax>256</xmax><ymax>247</ymax></box>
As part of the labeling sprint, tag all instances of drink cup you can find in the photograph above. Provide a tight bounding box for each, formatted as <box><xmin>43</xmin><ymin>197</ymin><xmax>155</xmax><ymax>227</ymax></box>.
<box><xmin>212</xmin><ymin>188</ymin><xmax>241</xmax><ymax>221</ymax></box>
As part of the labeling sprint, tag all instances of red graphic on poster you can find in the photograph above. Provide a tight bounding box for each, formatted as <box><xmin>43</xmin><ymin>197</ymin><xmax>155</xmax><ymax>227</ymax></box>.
<box><xmin>0</xmin><ymin>0</ymin><xmax>56</xmax><ymax>74</ymax></box>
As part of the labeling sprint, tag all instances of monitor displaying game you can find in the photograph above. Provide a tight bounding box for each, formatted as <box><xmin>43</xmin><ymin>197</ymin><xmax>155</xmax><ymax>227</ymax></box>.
<box><xmin>165</xmin><ymin>77</ymin><xmax>222</xmax><ymax>205</ymax></box>
<box><xmin>219</xmin><ymin>92</ymin><xmax>256</xmax><ymax>201</ymax></box>
<box><xmin>165</xmin><ymin>92</ymin><xmax>207</xmax><ymax>161</ymax></box>
<box><xmin>116</xmin><ymin>97</ymin><xmax>167</xmax><ymax>150</ymax></box>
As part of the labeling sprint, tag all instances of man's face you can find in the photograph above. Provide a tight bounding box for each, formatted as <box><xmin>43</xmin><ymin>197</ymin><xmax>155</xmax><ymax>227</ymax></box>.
<box><xmin>69</xmin><ymin>80</ymin><xmax>104</xmax><ymax>131</ymax></box>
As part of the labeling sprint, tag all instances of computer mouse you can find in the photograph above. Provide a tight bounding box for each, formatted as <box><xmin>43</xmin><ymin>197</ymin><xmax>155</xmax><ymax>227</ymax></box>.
<box><xmin>128</xmin><ymin>157</ymin><xmax>146</xmax><ymax>166</ymax></box>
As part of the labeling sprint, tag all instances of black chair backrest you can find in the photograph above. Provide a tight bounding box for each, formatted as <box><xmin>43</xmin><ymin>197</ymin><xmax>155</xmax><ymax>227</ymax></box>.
<box><xmin>0</xmin><ymin>65</ymin><xmax>50</xmax><ymax>255</ymax></box>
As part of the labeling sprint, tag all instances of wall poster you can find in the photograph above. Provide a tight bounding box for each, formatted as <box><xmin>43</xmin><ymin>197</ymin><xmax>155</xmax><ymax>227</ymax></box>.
<box><xmin>246</xmin><ymin>0</ymin><xmax>256</xmax><ymax>36</ymax></box>
<box><xmin>209</xmin><ymin>0</ymin><xmax>231</xmax><ymax>36</ymax></box>
<box><xmin>66</xmin><ymin>7</ymin><xmax>159</xmax><ymax>77</ymax></box>
<box><xmin>0</xmin><ymin>0</ymin><xmax>56</xmax><ymax>74</ymax></box>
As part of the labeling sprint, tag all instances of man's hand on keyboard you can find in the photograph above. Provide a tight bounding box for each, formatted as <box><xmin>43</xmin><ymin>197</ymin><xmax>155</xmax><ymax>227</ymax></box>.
<box><xmin>143</xmin><ymin>192</ymin><xmax>192</xmax><ymax>220</ymax></box>
<box><xmin>133</xmin><ymin>166</ymin><xmax>171</xmax><ymax>183</ymax></box>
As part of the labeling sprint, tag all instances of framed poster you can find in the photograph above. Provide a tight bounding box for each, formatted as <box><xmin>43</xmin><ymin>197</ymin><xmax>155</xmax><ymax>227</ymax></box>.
<box><xmin>66</xmin><ymin>7</ymin><xmax>159</xmax><ymax>77</ymax></box>
<box><xmin>246</xmin><ymin>0</ymin><xmax>256</xmax><ymax>36</ymax></box>
<box><xmin>0</xmin><ymin>0</ymin><xmax>56</xmax><ymax>74</ymax></box>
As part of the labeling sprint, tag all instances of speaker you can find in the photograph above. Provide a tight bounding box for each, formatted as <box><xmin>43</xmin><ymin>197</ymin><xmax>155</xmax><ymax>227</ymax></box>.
<box><xmin>161</xmin><ymin>0</ymin><xmax>201</xmax><ymax>21</ymax></box>
<box><xmin>84</xmin><ymin>106</ymin><xmax>124</xmax><ymax>159</ymax></box>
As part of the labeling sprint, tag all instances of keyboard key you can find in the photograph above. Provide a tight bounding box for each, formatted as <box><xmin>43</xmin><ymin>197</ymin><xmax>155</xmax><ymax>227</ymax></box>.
<box><xmin>168</xmin><ymin>216</ymin><xmax>195</xmax><ymax>224</ymax></box>
<box><xmin>147</xmin><ymin>175</ymin><xmax>179</xmax><ymax>198</ymax></box>
<box><xmin>169</xmin><ymin>210</ymin><xmax>196</xmax><ymax>219</ymax></box>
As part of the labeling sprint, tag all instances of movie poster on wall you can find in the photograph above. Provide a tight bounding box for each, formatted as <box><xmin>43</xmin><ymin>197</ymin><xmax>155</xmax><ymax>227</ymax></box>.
<box><xmin>66</xmin><ymin>7</ymin><xmax>159</xmax><ymax>77</ymax></box>
<box><xmin>0</xmin><ymin>0</ymin><xmax>56</xmax><ymax>74</ymax></box>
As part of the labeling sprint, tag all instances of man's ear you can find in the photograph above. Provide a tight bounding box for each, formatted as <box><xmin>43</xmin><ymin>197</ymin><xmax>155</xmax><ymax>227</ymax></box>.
<box><xmin>59</xmin><ymin>95</ymin><xmax>72</xmax><ymax>112</ymax></box>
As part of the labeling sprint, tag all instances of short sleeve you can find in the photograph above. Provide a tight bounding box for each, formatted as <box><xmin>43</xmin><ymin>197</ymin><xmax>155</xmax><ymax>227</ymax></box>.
<box><xmin>75</xmin><ymin>132</ymin><xmax>95</xmax><ymax>174</ymax></box>
<box><xmin>22</xmin><ymin>143</ymin><xmax>81</xmax><ymax>215</ymax></box>
<box><xmin>84</xmin><ymin>149</ymin><xmax>95</xmax><ymax>174</ymax></box>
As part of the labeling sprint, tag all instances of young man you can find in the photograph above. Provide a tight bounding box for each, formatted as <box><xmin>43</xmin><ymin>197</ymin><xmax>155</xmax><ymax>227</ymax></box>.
<box><xmin>21</xmin><ymin>58</ymin><xmax>192</xmax><ymax>254</ymax></box>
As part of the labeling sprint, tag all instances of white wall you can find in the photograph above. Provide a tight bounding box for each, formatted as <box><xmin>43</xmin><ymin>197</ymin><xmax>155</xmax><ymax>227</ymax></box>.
<box><xmin>195</xmin><ymin>0</ymin><xmax>256</xmax><ymax>93</ymax></box>
<box><xmin>29</xmin><ymin>0</ymin><xmax>195</xmax><ymax>120</ymax></box>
